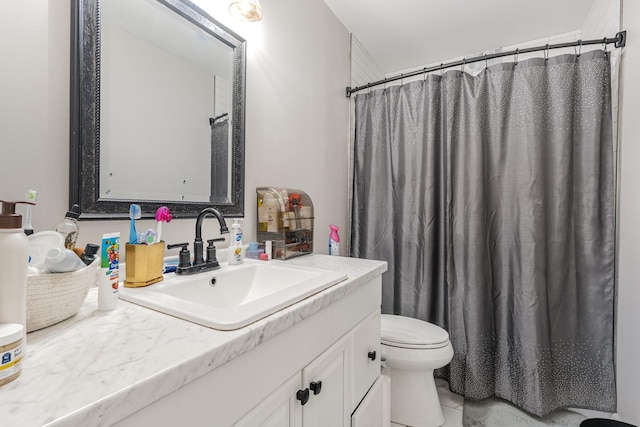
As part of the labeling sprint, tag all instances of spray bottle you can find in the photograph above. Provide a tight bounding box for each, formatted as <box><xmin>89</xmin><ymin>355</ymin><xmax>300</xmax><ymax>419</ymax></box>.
<box><xmin>329</xmin><ymin>224</ymin><xmax>340</xmax><ymax>256</ymax></box>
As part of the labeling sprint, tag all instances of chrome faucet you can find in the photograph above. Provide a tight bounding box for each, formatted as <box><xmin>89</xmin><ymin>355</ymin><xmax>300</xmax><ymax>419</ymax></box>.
<box><xmin>167</xmin><ymin>207</ymin><xmax>229</xmax><ymax>275</ymax></box>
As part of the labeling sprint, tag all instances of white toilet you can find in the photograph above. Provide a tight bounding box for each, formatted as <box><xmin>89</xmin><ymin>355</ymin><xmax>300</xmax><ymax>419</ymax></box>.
<box><xmin>381</xmin><ymin>314</ymin><xmax>454</xmax><ymax>427</ymax></box>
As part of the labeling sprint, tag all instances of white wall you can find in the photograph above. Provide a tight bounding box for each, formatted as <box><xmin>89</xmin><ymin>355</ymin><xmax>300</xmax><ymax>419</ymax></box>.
<box><xmin>616</xmin><ymin>0</ymin><xmax>640</xmax><ymax>423</ymax></box>
<box><xmin>0</xmin><ymin>0</ymin><xmax>350</xmax><ymax>258</ymax></box>
<box><xmin>583</xmin><ymin>0</ymin><xmax>622</xmax><ymax>39</ymax></box>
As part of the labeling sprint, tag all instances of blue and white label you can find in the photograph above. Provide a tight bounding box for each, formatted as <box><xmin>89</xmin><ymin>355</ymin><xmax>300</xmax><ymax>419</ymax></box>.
<box><xmin>0</xmin><ymin>343</ymin><xmax>23</xmax><ymax>381</ymax></box>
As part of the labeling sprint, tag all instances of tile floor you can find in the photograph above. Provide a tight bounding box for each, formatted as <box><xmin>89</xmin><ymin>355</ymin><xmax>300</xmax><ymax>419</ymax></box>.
<box><xmin>390</xmin><ymin>379</ymin><xmax>464</xmax><ymax>427</ymax></box>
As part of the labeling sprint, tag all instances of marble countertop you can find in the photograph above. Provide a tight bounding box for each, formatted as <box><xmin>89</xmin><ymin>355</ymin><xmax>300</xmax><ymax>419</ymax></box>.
<box><xmin>0</xmin><ymin>255</ymin><xmax>386</xmax><ymax>427</ymax></box>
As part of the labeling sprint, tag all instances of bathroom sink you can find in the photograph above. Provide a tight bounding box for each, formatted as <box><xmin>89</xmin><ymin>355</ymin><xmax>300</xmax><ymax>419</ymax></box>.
<box><xmin>119</xmin><ymin>260</ymin><xmax>347</xmax><ymax>330</ymax></box>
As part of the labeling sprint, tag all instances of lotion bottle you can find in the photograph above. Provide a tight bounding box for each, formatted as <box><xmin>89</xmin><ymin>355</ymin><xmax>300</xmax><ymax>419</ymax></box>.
<box><xmin>228</xmin><ymin>219</ymin><xmax>244</xmax><ymax>265</ymax></box>
<box><xmin>0</xmin><ymin>200</ymin><xmax>33</xmax><ymax>342</ymax></box>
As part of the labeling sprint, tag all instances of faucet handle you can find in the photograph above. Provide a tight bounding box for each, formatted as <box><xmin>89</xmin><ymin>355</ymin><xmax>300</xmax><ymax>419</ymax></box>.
<box><xmin>167</xmin><ymin>242</ymin><xmax>191</xmax><ymax>268</ymax></box>
<box><xmin>207</xmin><ymin>237</ymin><xmax>225</xmax><ymax>248</ymax></box>
<box><xmin>206</xmin><ymin>238</ymin><xmax>225</xmax><ymax>264</ymax></box>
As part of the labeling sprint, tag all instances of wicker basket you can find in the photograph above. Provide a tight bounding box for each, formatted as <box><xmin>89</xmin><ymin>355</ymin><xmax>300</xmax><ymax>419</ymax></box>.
<box><xmin>26</xmin><ymin>259</ymin><xmax>99</xmax><ymax>332</ymax></box>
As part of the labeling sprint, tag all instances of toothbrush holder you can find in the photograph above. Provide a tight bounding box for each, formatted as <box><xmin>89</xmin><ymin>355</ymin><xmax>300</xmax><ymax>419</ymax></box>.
<box><xmin>124</xmin><ymin>242</ymin><xmax>165</xmax><ymax>287</ymax></box>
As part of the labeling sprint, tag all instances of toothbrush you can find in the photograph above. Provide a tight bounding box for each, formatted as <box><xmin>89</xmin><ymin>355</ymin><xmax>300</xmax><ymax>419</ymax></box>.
<box><xmin>155</xmin><ymin>206</ymin><xmax>172</xmax><ymax>243</ymax></box>
<box><xmin>129</xmin><ymin>204</ymin><xmax>141</xmax><ymax>244</ymax></box>
<box><xmin>23</xmin><ymin>189</ymin><xmax>37</xmax><ymax>236</ymax></box>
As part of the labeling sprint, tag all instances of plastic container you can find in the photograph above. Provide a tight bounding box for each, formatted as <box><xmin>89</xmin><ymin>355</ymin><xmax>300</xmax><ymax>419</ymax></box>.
<box><xmin>256</xmin><ymin>188</ymin><xmax>314</xmax><ymax>260</ymax></box>
<box><xmin>0</xmin><ymin>200</ymin><xmax>31</xmax><ymax>343</ymax></box>
<box><xmin>0</xmin><ymin>323</ymin><xmax>24</xmax><ymax>386</ymax></box>
<box><xmin>45</xmin><ymin>247</ymin><xmax>87</xmax><ymax>273</ymax></box>
<box><xmin>27</xmin><ymin>231</ymin><xmax>64</xmax><ymax>271</ymax></box>
<box><xmin>228</xmin><ymin>219</ymin><xmax>244</xmax><ymax>265</ymax></box>
<box><xmin>329</xmin><ymin>225</ymin><xmax>340</xmax><ymax>256</ymax></box>
<box><xmin>246</xmin><ymin>242</ymin><xmax>264</xmax><ymax>260</ymax></box>
<box><xmin>54</xmin><ymin>204</ymin><xmax>80</xmax><ymax>250</ymax></box>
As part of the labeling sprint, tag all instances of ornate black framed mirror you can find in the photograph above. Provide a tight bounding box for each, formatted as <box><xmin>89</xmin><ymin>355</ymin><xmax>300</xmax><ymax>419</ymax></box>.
<box><xmin>70</xmin><ymin>0</ymin><xmax>246</xmax><ymax>219</ymax></box>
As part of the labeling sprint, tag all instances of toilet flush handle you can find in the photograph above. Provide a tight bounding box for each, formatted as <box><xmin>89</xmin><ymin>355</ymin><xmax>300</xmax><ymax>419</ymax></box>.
<box><xmin>368</xmin><ymin>351</ymin><xmax>377</xmax><ymax>361</ymax></box>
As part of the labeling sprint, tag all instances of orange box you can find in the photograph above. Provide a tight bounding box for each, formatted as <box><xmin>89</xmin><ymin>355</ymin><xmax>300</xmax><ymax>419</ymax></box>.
<box><xmin>124</xmin><ymin>242</ymin><xmax>164</xmax><ymax>287</ymax></box>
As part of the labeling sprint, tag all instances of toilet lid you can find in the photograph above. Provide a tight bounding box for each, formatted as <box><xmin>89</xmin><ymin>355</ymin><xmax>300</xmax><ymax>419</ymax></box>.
<box><xmin>381</xmin><ymin>314</ymin><xmax>450</xmax><ymax>349</ymax></box>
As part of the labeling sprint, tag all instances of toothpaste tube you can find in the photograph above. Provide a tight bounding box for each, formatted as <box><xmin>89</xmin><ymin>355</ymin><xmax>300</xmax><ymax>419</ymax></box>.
<box><xmin>98</xmin><ymin>232</ymin><xmax>120</xmax><ymax>311</ymax></box>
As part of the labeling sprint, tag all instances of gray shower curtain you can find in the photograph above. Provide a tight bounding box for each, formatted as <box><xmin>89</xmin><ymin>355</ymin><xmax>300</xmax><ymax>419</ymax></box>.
<box><xmin>351</xmin><ymin>50</ymin><xmax>616</xmax><ymax>416</ymax></box>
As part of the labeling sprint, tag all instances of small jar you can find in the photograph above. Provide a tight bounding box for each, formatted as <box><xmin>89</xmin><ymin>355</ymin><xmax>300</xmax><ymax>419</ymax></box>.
<box><xmin>0</xmin><ymin>323</ymin><xmax>24</xmax><ymax>386</ymax></box>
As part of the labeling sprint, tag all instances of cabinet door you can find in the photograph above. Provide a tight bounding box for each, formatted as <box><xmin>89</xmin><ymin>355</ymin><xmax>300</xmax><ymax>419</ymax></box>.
<box><xmin>302</xmin><ymin>336</ymin><xmax>350</xmax><ymax>427</ymax></box>
<box><xmin>351</xmin><ymin>376</ymin><xmax>384</xmax><ymax>427</ymax></box>
<box><xmin>234</xmin><ymin>373</ymin><xmax>302</xmax><ymax>427</ymax></box>
<box><xmin>351</xmin><ymin>311</ymin><xmax>381</xmax><ymax>410</ymax></box>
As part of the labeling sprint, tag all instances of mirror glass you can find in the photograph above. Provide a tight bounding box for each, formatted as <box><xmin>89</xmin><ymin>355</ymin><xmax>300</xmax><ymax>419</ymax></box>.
<box><xmin>70</xmin><ymin>0</ymin><xmax>246</xmax><ymax>219</ymax></box>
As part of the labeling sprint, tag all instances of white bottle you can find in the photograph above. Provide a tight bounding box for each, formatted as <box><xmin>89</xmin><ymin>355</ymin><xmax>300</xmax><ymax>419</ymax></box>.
<box><xmin>265</xmin><ymin>240</ymin><xmax>272</xmax><ymax>261</ymax></box>
<box><xmin>0</xmin><ymin>200</ymin><xmax>30</xmax><ymax>343</ymax></box>
<box><xmin>45</xmin><ymin>247</ymin><xmax>86</xmax><ymax>273</ymax></box>
<box><xmin>228</xmin><ymin>219</ymin><xmax>244</xmax><ymax>265</ymax></box>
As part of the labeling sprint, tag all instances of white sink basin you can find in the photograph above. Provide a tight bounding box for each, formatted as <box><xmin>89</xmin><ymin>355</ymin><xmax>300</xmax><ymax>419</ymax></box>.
<box><xmin>119</xmin><ymin>260</ymin><xmax>347</xmax><ymax>330</ymax></box>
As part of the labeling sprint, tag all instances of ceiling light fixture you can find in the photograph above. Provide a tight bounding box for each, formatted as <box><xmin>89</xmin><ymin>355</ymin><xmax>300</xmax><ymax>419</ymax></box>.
<box><xmin>228</xmin><ymin>0</ymin><xmax>263</xmax><ymax>22</ymax></box>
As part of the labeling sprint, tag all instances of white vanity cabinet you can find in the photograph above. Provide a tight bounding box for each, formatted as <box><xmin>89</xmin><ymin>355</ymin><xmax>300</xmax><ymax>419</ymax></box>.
<box><xmin>237</xmin><ymin>333</ymin><xmax>350</xmax><ymax>426</ymax></box>
<box><xmin>115</xmin><ymin>276</ymin><xmax>382</xmax><ymax>427</ymax></box>
<box><xmin>237</xmin><ymin>311</ymin><xmax>381</xmax><ymax>427</ymax></box>
<box><xmin>351</xmin><ymin>376</ymin><xmax>385</xmax><ymax>427</ymax></box>
<box><xmin>300</xmin><ymin>336</ymin><xmax>350</xmax><ymax>427</ymax></box>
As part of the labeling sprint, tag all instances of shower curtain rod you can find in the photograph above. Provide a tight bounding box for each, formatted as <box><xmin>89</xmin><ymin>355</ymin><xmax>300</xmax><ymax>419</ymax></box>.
<box><xmin>345</xmin><ymin>30</ymin><xmax>626</xmax><ymax>98</ymax></box>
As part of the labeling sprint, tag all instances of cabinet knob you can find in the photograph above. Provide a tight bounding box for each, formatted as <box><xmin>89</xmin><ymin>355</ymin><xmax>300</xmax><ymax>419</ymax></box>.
<box><xmin>296</xmin><ymin>388</ymin><xmax>310</xmax><ymax>405</ymax></box>
<box><xmin>310</xmin><ymin>380</ymin><xmax>323</xmax><ymax>395</ymax></box>
<box><xmin>368</xmin><ymin>351</ymin><xmax>377</xmax><ymax>361</ymax></box>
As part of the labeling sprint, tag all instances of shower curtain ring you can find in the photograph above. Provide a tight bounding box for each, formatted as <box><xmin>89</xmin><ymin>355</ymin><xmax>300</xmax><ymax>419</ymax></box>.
<box><xmin>423</xmin><ymin>67</ymin><xmax>427</xmax><ymax>81</ymax></box>
<box><xmin>514</xmin><ymin>48</ymin><xmax>519</xmax><ymax>64</ymax></box>
<box><xmin>544</xmin><ymin>43</ymin><xmax>549</xmax><ymax>61</ymax></box>
<box><xmin>484</xmin><ymin>53</ymin><xmax>488</xmax><ymax>70</ymax></box>
<box><xmin>400</xmin><ymin>73</ymin><xmax>404</xmax><ymax>86</ymax></box>
<box><xmin>603</xmin><ymin>37</ymin><xmax>608</xmax><ymax>56</ymax></box>
<box><xmin>440</xmin><ymin>63</ymin><xmax>444</xmax><ymax>76</ymax></box>
<box><xmin>461</xmin><ymin>58</ymin><xmax>466</xmax><ymax>72</ymax></box>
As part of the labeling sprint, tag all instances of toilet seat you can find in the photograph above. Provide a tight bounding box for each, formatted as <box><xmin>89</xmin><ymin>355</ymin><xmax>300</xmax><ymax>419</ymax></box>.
<box><xmin>381</xmin><ymin>314</ymin><xmax>450</xmax><ymax>349</ymax></box>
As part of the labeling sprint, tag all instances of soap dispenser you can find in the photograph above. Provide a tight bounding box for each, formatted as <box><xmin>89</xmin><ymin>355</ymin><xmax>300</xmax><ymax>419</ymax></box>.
<box><xmin>228</xmin><ymin>219</ymin><xmax>244</xmax><ymax>265</ymax></box>
<box><xmin>0</xmin><ymin>200</ymin><xmax>34</xmax><ymax>339</ymax></box>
